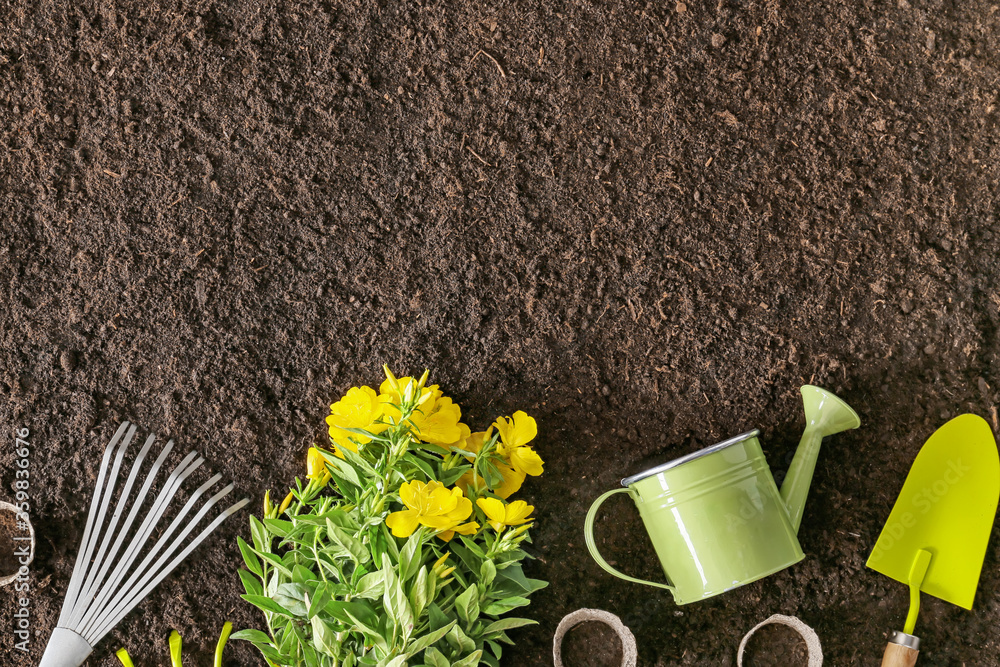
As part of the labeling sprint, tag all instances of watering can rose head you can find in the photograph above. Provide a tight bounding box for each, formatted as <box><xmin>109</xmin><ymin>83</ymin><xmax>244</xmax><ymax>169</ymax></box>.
<box><xmin>237</xmin><ymin>365</ymin><xmax>548</xmax><ymax>666</ymax></box>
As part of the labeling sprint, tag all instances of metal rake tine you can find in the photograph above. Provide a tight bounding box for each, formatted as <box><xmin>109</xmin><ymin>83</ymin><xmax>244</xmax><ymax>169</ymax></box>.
<box><xmin>40</xmin><ymin>423</ymin><xmax>250</xmax><ymax>667</ymax></box>
<box><xmin>89</xmin><ymin>489</ymin><xmax>248</xmax><ymax>643</ymax></box>
<box><xmin>89</xmin><ymin>482</ymin><xmax>235</xmax><ymax>639</ymax></box>
<box><xmin>58</xmin><ymin>422</ymin><xmax>135</xmax><ymax>627</ymax></box>
<box><xmin>98</xmin><ymin>469</ymin><xmax>225</xmax><ymax>614</ymax></box>
<box><xmin>77</xmin><ymin>450</ymin><xmax>203</xmax><ymax>638</ymax></box>
<box><xmin>68</xmin><ymin>433</ymin><xmax>165</xmax><ymax>629</ymax></box>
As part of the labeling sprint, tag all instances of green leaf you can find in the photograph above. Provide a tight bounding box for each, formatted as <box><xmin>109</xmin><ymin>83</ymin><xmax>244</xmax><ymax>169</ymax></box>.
<box><xmin>345</xmin><ymin>610</ymin><xmax>390</xmax><ymax>654</ymax></box>
<box><xmin>494</xmin><ymin>563</ymin><xmax>548</xmax><ymax>596</ymax></box>
<box><xmin>381</xmin><ymin>656</ymin><xmax>407</xmax><ymax>667</ymax></box>
<box><xmin>452</xmin><ymin>650</ymin><xmax>483</xmax><ymax>667</ymax></box>
<box><xmin>355</xmin><ymin>570</ymin><xmax>385</xmax><ymax>599</ymax></box>
<box><xmin>328</xmin><ymin>471</ymin><xmax>360</xmax><ymax>502</ymax></box>
<box><xmin>410</xmin><ymin>566</ymin><xmax>429</xmax><ymax>618</ymax></box>
<box><xmin>278</xmin><ymin>620</ymin><xmax>299</xmax><ymax>655</ymax></box>
<box><xmin>480</xmin><ymin>560</ymin><xmax>496</xmax><ymax>587</ymax></box>
<box><xmin>241</xmin><ymin>594</ymin><xmax>295</xmax><ymax>618</ymax></box>
<box><xmin>487</xmin><ymin>639</ymin><xmax>503</xmax><ymax>660</ymax></box>
<box><xmin>382</xmin><ymin>553</ymin><xmax>415</xmax><ymax>641</ymax></box>
<box><xmin>458</xmin><ymin>536</ymin><xmax>485</xmax><ymax>558</ymax></box>
<box><xmin>437</xmin><ymin>465</ymin><xmax>471</xmax><ymax>486</ymax></box>
<box><xmin>327</xmin><ymin>520</ymin><xmax>372</xmax><ymax>564</ymax></box>
<box><xmin>274</xmin><ymin>583</ymin><xmax>310</xmax><ymax>617</ymax></box>
<box><xmin>238</xmin><ymin>569</ymin><xmax>263</xmax><ymax>597</ymax></box>
<box><xmin>449</xmin><ymin>543</ymin><xmax>481</xmax><ymax>575</ymax></box>
<box><xmin>423</xmin><ymin>647</ymin><xmax>450</xmax><ymax>667</ymax></box>
<box><xmin>454</xmin><ymin>584</ymin><xmax>479</xmax><ymax>627</ymax></box>
<box><xmin>319</xmin><ymin>449</ymin><xmax>362</xmax><ymax>487</ymax></box>
<box><xmin>263</xmin><ymin>518</ymin><xmax>295</xmax><ymax>538</ymax></box>
<box><xmin>337</xmin><ymin>443</ymin><xmax>378</xmax><ymax>476</ymax></box>
<box><xmin>292</xmin><ymin>563</ymin><xmax>317</xmax><ymax>584</ymax></box>
<box><xmin>427</xmin><ymin>603</ymin><xmax>449</xmax><ymax>633</ymax></box>
<box><xmin>230</xmin><ymin>629</ymin><xmax>272</xmax><ymax>643</ymax></box>
<box><xmin>404</xmin><ymin>453</ymin><xmax>436</xmax><ymax>480</ymax></box>
<box><xmin>381</xmin><ymin>523</ymin><xmax>401</xmax><ymax>559</ymax></box>
<box><xmin>483</xmin><ymin>617</ymin><xmax>538</xmax><ymax>634</ymax></box>
<box><xmin>247</xmin><ymin>640</ymin><xmax>292</xmax><ymax>664</ymax></box>
<box><xmin>324</xmin><ymin>508</ymin><xmax>360</xmax><ymax>531</ymax></box>
<box><xmin>238</xmin><ymin>536</ymin><xmax>263</xmax><ymax>577</ymax></box>
<box><xmin>404</xmin><ymin>620</ymin><xmax>456</xmax><ymax>657</ymax></box>
<box><xmin>311</xmin><ymin>615</ymin><xmax>339</xmax><ymax>657</ymax></box>
<box><xmin>249</xmin><ymin>515</ymin><xmax>271</xmax><ymax>552</ymax></box>
<box><xmin>482</xmin><ymin>596</ymin><xmax>531</xmax><ymax>616</ymax></box>
<box><xmin>325</xmin><ymin>599</ymin><xmax>378</xmax><ymax>628</ymax></box>
<box><xmin>398</xmin><ymin>528</ymin><xmax>424</xmax><ymax>583</ymax></box>
<box><xmin>482</xmin><ymin>461</ymin><xmax>504</xmax><ymax>489</ymax></box>
<box><xmin>302</xmin><ymin>643</ymin><xmax>321</xmax><ymax>667</ymax></box>
<box><xmin>445</xmin><ymin>624</ymin><xmax>476</xmax><ymax>654</ymax></box>
<box><xmin>308</xmin><ymin>581</ymin><xmax>334</xmax><ymax>619</ymax></box>
<box><xmin>254</xmin><ymin>549</ymin><xmax>294</xmax><ymax>578</ymax></box>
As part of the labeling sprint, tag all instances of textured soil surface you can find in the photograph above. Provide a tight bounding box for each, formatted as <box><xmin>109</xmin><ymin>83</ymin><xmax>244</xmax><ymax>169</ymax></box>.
<box><xmin>560</xmin><ymin>622</ymin><xmax>624</xmax><ymax>667</ymax></box>
<box><xmin>739</xmin><ymin>624</ymin><xmax>809</xmax><ymax>666</ymax></box>
<box><xmin>3</xmin><ymin>0</ymin><xmax>1000</xmax><ymax>665</ymax></box>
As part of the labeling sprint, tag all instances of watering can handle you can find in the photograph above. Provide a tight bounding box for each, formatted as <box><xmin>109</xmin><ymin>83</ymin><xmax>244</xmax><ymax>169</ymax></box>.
<box><xmin>584</xmin><ymin>488</ymin><xmax>676</xmax><ymax>592</ymax></box>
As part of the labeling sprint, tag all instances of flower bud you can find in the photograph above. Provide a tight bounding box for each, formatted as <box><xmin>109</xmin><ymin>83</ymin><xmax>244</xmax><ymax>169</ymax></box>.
<box><xmin>278</xmin><ymin>490</ymin><xmax>295</xmax><ymax>515</ymax></box>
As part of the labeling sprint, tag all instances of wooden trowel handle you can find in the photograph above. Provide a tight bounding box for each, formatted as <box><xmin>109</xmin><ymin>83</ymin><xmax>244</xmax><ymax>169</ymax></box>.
<box><xmin>881</xmin><ymin>632</ymin><xmax>920</xmax><ymax>666</ymax></box>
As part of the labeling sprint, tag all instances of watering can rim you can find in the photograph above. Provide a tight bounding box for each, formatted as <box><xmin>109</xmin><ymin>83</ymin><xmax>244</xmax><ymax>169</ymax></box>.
<box><xmin>620</xmin><ymin>429</ymin><xmax>761</xmax><ymax>487</ymax></box>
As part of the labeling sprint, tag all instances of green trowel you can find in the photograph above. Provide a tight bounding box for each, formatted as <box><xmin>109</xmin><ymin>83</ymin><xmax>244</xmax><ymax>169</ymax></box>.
<box><xmin>867</xmin><ymin>414</ymin><xmax>999</xmax><ymax>666</ymax></box>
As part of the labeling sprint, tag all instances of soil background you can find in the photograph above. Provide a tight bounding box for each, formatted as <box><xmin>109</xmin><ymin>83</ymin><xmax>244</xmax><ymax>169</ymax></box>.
<box><xmin>2</xmin><ymin>0</ymin><xmax>1000</xmax><ymax>665</ymax></box>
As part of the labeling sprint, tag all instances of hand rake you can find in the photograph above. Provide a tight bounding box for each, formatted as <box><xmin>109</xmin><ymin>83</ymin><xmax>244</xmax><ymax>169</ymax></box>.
<box><xmin>39</xmin><ymin>421</ymin><xmax>249</xmax><ymax>667</ymax></box>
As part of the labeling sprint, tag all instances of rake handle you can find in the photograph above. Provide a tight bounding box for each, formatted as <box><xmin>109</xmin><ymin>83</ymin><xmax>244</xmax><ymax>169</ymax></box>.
<box><xmin>881</xmin><ymin>634</ymin><xmax>919</xmax><ymax>667</ymax></box>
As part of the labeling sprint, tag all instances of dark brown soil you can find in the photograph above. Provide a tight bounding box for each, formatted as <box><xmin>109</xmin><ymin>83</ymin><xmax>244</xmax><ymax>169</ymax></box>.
<box><xmin>740</xmin><ymin>624</ymin><xmax>808</xmax><ymax>667</ymax></box>
<box><xmin>3</xmin><ymin>0</ymin><xmax>1000</xmax><ymax>665</ymax></box>
<box><xmin>561</xmin><ymin>622</ymin><xmax>625</xmax><ymax>667</ymax></box>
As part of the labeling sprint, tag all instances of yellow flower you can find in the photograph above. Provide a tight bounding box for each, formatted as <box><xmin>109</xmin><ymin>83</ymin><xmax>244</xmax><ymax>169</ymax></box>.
<box><xmin>438</xmin><ymin>520</ymin><xmax>480</xmax><ymax>543</ymax></box>
<box><xmin>385</xmin><ymin>480</ymin><xmax>473</xmax><ymax>540</ymax></box>
<box><xmin>457</xmin><ymin>463</ymin><xmax>526</xmax><ymax>500</ymax></box>
<box><xmin>494</xmin><ymin>412</ymin><xmax>544</xmax><ymax>477</ymax></box>
<box><xmin>306</xmin><ymin>447</ymin><xmax>329</xmax><ymax>481</ymax></box>
<box><xmin>460</xmin><ymin>429</ymin><xmax>492</xmax><ymax>456</ymax></box>
<box><xmin>379</xmin><ymin>378</ymin><xmax>464</xmax><ymax>446</ymax></box>
<box><xmin>476</xmin><ymin>497</ymin><xmax>535</xmax><ymax>532</ymax></box>
<box><xmin>326</xmin><ymin>386</ymin><xmax>388</xmax><ymax>455</ymax></box>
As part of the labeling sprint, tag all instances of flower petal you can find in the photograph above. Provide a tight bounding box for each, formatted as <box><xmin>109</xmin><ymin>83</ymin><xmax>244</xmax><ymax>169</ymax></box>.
<box><xmin>399</xmin><ymin>481</ymin><xmax>419</xmax><ymax>510</ymax></box>
<box><xmin>445</xmin><ymin>495</ymin><xmax>473</xmax><ymax>523</ymax></box>
<box><xmin>493</xmin><ymin>464</ymin><xmax>526</xmax><ymax>499</ymax></box>
<box><xmin>509</xmin><ymin>446</ymin><xmax>544</xmax><ymax>477</ymax></box>
<box><xmin>510</xmin><ymin>411</ymin><xmax>537</xmax><ymax>447</ymax></box>
<box><xmin>386</xmin><ymin>510</ymin><xmax>420</xmax><ymax>538</ymax></box>
<box><xmin>452</xmin><ymin>521</ymin><xmax>479</xmax><ymax>536</ymax></box>
<box><xmin>476</xmin><ymin>497</ymin><xmax>506</xmax><ymax>526</ymax></box>
<box><xmin>504</xmin><ymin>500</ymin><xmax>534</xmax><ymax>525</ymax></box>
<box><xmin>419</xmin><ymin>514</ymin><xmax>461</xmax><ymax>530</ymax></box>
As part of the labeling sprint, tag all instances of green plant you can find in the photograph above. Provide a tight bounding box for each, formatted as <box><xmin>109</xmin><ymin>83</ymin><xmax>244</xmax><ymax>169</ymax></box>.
<box><xmin>115</xmin><ymin>622</ymin><xmax>232</xmax><ymax>666</ymax></box>
<box><xmin>233</xmin><ymin>367</ymin><xmax>547</xmax><ymax>666</ymax></box>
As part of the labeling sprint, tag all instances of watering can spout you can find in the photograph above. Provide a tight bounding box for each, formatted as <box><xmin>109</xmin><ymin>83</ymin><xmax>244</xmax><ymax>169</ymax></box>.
<box><xmin>780</xmin><ymin>385</ymin><xmax>861</xmax><ymax>533</ymax></box>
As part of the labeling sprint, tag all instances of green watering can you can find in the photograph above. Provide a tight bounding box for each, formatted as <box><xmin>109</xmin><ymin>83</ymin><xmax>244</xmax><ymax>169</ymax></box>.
<box><xmin>585</xmin><ymin>386</ymin><xmax>860</xmax><ymax>604</ymax></box>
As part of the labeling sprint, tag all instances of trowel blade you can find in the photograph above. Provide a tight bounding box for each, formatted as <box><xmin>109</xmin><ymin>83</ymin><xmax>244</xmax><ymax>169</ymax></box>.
<box><xmin>866</xmin><ymin>414</ymin><xmax>999</xmax><ymax>610</ymax></box>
